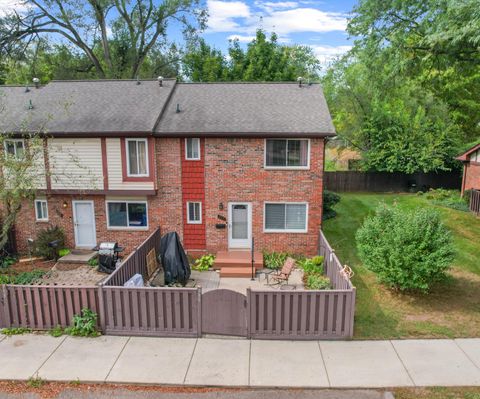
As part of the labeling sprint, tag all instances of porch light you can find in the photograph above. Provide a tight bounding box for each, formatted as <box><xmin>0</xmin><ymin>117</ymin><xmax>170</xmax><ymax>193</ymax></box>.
<box><xmin>62</xmin><ymin>201</ymin><xmax>68</xmax><ymax>209</ymax></box>
<box><xmin>219</xmin><ymin>202</ymin><xmax>224</xmax><ymax>210</ymax></box>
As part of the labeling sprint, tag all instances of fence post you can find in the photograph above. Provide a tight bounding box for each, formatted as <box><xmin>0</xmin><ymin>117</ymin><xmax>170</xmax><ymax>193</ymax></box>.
<box><xmin>197</xmin><ymin>287</ymin><xmax>202</xmax><ymax>338</ymax></box>
<box><xmin>348</xmin><ymin>287</ymin><xmax>356</xmax><ymax>338</ymax></box>
<box><xmin>246</xmin><ymin>288</ymin><xmax>251</xmax><ymax>339</ymax></box>
<box><xmin>0</xmin><ymin>285</ymin><xmax>5</xmax><ymax>328</ymax></box>
<box><xmin>97</xmin><ymin>284</ymin><xmax>106</xmax><ymax>334</ymax></box>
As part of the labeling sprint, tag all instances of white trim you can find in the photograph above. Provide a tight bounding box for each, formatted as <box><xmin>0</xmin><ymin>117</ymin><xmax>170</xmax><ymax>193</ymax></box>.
<box><xmin>126</xmin><ymin>138</ymin><xmax>149</xmax><ymax>177</ymax></box>
<box><xmin>186</xmin><ymin>201</ymin><xmax>202</xmax><ymax>224</ymax></box>
<box><xmin>228</xmin><ymin>202</ymin><xmax>252</xmax><ymax>249</ymax></box>
<box><xmin>34</xmin><ymin>199</ymin><xmax>48</xmax><ymax>222</ymax></box>
<box><xmin>263</xmin><ymin>138</ymin><xmax>311</xmax><ymax>170</ymax></box>
<box><xmin>106</xmin><ymin>200</ymin><xmax>149</xmax><ymax>230</ymax></box>
<box><xmin>4</xmin><ymin>139</ymin><xmax>25</xmax><ymax>159</ymax></box>
<box><xmin>263</xmin><ymin>202</ymin><xmax>309</xmax><ymax>233</ymax></box>
<box><xmin>72</xmin><ymin>200</ymin><xmax>97</xmax><ymax>248</ymax></box>
<box><xmin>185</xmin><ymin>138</ymin><xmax>201</xmax><ymax>160</ymax></box>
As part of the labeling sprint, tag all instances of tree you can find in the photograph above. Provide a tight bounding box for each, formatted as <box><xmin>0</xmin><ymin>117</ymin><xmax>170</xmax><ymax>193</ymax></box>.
<box><xmin>0</xmin><ymin>0</ymin><xmax>206</xmax><ymax>79</ymax></box>
<box><xmin>182</xmin><ymin>39</ymin><xmax>228</xmax><ymax>82</ymax></box>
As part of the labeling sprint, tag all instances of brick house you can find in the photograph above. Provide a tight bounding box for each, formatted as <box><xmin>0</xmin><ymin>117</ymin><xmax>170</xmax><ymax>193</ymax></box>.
<box><xmin>1</xmin><ymin>79</ymin><xmax>335</xmax><ymax>256</ymax></box>
<box><xmin>456</xmin><ymin>142</ymin><xmax>480</xmax><ymax>196</ymax></box>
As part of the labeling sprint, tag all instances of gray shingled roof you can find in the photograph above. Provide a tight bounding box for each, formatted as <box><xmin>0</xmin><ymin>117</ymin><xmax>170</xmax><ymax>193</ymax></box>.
<box><xmin>0</xmin><ymin>79</ymin><xmax>176</xmax><ymax>134</ymax></box>
<box><xmin>155</xmin><ymin>82</ymin><xmax>335</xmax><ymax>136</ymax></box>
<box><xmin>0</xmin><ymin>80</ymin><xmax>335</xmax><ymax>136</ymax></box>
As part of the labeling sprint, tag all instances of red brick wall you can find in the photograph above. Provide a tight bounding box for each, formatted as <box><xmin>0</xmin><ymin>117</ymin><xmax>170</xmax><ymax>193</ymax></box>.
<box><xmin>181</xmin><ymin>138</ymin><xmax>207</xmax><ymax>250</ymax></box>
<box><xmin>204</xmin><ymin>138</ymin><xmax>324</xmax><ymax>256</ymax></box>
<box><xmin>464</xmin><ymin>162</ymin><xmax>480</xmax><ymax>192</ymax></box>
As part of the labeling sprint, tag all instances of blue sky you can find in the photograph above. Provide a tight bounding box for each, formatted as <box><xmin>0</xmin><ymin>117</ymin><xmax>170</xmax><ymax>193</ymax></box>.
<box><xmin>202</xmin><ymin>0</ymin><xmax>357</xmax><ymax>64</ymax></box>
<box><xmin>1</xmin><ymin>0</ymin><xmax>357</xmax><ymax>65</ymax></box>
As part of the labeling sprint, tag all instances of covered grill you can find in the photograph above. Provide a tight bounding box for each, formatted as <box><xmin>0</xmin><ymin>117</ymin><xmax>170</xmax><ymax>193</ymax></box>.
<box><xmin>97</xmin><ymin>242</ymin><xmax>124</xmax><ymax>274</ymax></box>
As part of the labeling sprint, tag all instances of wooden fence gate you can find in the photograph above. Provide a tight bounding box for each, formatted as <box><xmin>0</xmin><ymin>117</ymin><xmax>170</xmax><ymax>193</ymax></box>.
<box><xmin>201</xmin><ymin>289</ymin><xmax>248</xmax><ymax>337</ymax></box>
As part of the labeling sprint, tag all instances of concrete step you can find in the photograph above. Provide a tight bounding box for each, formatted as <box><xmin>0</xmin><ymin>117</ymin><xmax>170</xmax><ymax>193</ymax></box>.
<box><xmin>214</xmin><ymin>251</ymin><xmax>263</xmax><ymax>270</ymax></box>
<box><xmin>220</xmin><ymin>267</ymin><xmax>254</xmax><ymax>278</ymax></box>
<box><xmin>214</xmin><ymin>259</ymin><xmax>263</xmax><ymax>269</ymax></box>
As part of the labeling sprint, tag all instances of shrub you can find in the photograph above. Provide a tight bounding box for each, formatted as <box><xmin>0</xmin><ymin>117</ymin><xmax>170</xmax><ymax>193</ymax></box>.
<box><xmin>35</xmin><ymin>226</ymin><xmax>66</xmax><ymax>260</ymax></box>
<box><xmin>298</xmin><ymin>255</ymin><xmax>324</xmax><ymax>275</ymax></box>
<box><xmin>0</xmin><ymin>256</ymin><xmax>16</xmax><ymax>269</ymax></box>
<box><xmin>323</xmin><ymin>190</ymin><xmax>341</xmax><ymax>220</ymax></box>
<box><xmin>192</xmin><ymin>254</ymin><xmax>215</xmax><ymax>271</ymax></box>
<box><xmin>49</xmin><ymin>325</ymin><xmax>64</xmax><ymax>337</ymax></box>
<box><xmin>64</xmin><ymin>308</ymin><xmax>99</xmax><ymax>337</ymax></box>
<box><xmin>306</xmin><ymin>274</ymin><xmax>331</xmax><ymax>290</ymax></box>
<box><xmin>58</xmin><ymin>249</ymin><xmax>70</xmax><ymax>257</ymax></box>
<box><xmin>424</xmin><ymin>188</ymin><xmax>469</xmax><ymax>212</ymax></box>
<box><xmin>356</xmin><ymin>204</ymin><xmax>455</xmax><ymax>293</ymax></box>
<box><xmin>263</xmin><ymin>251</ymin><xmax>289</xmax><ymax>270</ymax></box>
<box><xmin>0</xmin><ymin>270</ymin><xmax>46</xmax><ymax>285</ymax></box>
<box><xmin>87</xmin><ymin>257</ymin><xmax>99</xmax><ymax>267</ymax></box>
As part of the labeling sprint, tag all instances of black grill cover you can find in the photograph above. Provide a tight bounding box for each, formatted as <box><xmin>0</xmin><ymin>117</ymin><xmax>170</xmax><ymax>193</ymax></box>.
<box><xmin>159</xmin><ymin>232</ymin><xmax>191</xmax><ymax>286</ymax></box>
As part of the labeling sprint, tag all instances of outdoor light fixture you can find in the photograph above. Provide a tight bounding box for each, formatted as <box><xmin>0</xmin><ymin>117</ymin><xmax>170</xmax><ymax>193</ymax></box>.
<box><xmin>62</xmin><ymin>201</ymin><xmax>68</xmax><ymax>208</ymax></box>
<box><xmin>219</xmin><ymin>202</ymin><xmax>224</xmax><ymax>210</ymax></box>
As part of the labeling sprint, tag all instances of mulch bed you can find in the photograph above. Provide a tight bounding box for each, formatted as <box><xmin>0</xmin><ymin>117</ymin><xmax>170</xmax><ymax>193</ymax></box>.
<box><xmin>3</xmin><ymin>259</ymin><xmax>55</xmax><ymax>274</ymax></box>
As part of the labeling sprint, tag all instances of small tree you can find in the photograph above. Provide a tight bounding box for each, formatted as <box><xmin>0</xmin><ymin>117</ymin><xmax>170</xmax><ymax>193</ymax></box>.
<box><xmin>356</xmin><ymin>204</ymin><xmax>455</xmax><ymax>293</ymax></box>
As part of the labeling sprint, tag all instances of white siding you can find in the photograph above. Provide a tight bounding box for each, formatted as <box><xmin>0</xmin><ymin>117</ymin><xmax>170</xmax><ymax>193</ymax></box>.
<box><xmin>471</xmin><ymin>149</ymin><xmax>480</xmax><ymax>162</ymax></box>
<box><xmin>48</xmin><ymin>138</ymin><xmax>103</xmax><ymax>190</ymax></box>
<box><xmin>106</xmin><ymin>138</ymin><xmax>154</xmax><ymax>190</ymax></box>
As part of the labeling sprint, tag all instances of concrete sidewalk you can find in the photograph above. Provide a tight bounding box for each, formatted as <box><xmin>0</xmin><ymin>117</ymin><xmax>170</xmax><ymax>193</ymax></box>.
<box><xmin>0</xmin><ymin>334</ymin><xmax>479</xmax><ymax>388</ymax></box>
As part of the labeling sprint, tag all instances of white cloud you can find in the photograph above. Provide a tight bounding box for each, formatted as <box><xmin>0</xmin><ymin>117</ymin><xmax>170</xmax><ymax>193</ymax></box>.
<box><xmin>311</xmin><ymin>44</ymin><xmax>352</xmax><ymax>64</ymax></box>
<box><xmin>0</xmin><ymin>0</ymin><xmax>30</xmax><ymax>16</ymax></box>
<box><xmin>255</xmin><ymin>1</ymin><xmax>299</xmax><ymax>12</ymax></box>
<box><xmin>207</xmin><ymin>0</ymin><xmax>251</xmax><ymax>32</ymax></box>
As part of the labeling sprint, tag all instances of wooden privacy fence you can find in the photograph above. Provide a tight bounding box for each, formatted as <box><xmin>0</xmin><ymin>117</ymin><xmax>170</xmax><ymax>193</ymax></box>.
<box><xmin>102</xmin><ymin>227</ymin><xmax>161</xmax><ymax>287</ymax></box>
<box><xmin>325</xmin><ymin>171</ymin><xmax>461</xmax><ymax>192</ymax></box>
<box><xmin>470</xmin><ymin>189</ymin><xmax>480</xmax><ymax>215</ymax></box>
<box><xmin>0</xmin><ymin>230</ymin><xmax>356</xmax><ymax>339</ymax></box>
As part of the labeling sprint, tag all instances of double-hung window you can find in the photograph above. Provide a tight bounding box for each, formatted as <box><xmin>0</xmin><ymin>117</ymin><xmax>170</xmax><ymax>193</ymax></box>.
<box><xmin>126</xmin><ymin>139</ymin><xmax>148</xmax><ymax>176</ymax></box>
<box><xmin>185</xmin><ymin>138</ymin><xmax>200</xmax><ymax>160</ymax></box>
<box><xmin>264</xmin><ymin>202</ymin><xmax>308</xmax><ymax>232</ymax></box>
<box><xmin>265</xmin><ymin>139</ymin><xmax>309</xmax><ymax>168</ymax></box>
<box><xmin>4</xmin><ymin>139</ymin><xmax>25</xmax><ymax>159</ymax></box>
<box><xmin>34</xmin><ymin>199</ymin><xmax>48</xmax><ymax>221</ymax></box>
<box><xmin>187</xmin><ymin>202</ymin><xmax>202</xmax><ymax>224</ymax></box>
<box><xmin>107</xmin><ymin>201</ymin><xmax>148</xmax><ymax>229</ymax></box>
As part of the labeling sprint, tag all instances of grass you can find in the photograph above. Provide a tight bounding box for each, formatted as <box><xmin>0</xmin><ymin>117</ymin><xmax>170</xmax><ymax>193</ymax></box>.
<box><xmin>323</xmin><ymin>192</ymin><xmax>480</xmax><ymax>339</ymax></box>
<box><xmin>394</xmin><ymin>387</ymin><xmax>480</xmax><ymax>399</ymax></box>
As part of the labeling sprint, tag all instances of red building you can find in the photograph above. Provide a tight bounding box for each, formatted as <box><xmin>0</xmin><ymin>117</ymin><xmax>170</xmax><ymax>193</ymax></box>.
<box><xmin>456</xmin><ymin>142</ymin><xmax>480</xmax><ymax>196</ymax></box>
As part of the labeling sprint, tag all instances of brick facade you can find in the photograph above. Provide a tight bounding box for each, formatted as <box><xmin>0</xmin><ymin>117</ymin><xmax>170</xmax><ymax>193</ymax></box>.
<box><xmin>463</xmin><ymin>162</ymin><xmax>480</xmax><ymax>193</ymax></box>
<box><xmin>14</xmin><ymin>137</ymin><xmax>325</xmax><ymax>257</ymax></box>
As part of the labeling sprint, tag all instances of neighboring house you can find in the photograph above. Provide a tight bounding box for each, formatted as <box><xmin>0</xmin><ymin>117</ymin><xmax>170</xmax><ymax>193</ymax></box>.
<box><xmin>0</xmin><ymin>79</ymin><xmax>335</xmax><ymax>256</ymax></box>
<box><xmin>456</xmin><ymin>142</ymin><xmax>480</xmax><ymax>196</ymax></box>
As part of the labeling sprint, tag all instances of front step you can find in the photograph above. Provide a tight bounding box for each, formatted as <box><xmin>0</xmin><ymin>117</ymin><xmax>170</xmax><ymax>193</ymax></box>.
<box><xmin>220</xmin><ymin>267</ymin><xmax>254</xmax><ymax>278</ymax></box>
<box><xmin>214</xmin><ymin>251</ymin><xmax>263</xmax><ymax>271</ymax></box>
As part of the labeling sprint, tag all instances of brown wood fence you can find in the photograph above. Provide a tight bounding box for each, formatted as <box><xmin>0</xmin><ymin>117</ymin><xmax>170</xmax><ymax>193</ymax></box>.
<box><xmin>0</xmin><ymin>230</ymin><xmax>355</xmax><ymax>339</ymax></box>
<box><xmin>0</xmin><ymin>285</ymin><xmax>98</xmax><ymax>329</ymax></box>
<box><xmin>100</xmin><ymin>286</ymin><xmax>200</xmax><ymax>337</ymax></box>
<box><xmin>470</xmin><ymin>189</ymin><xmax>480</xmax><ymax>215</ymax></box>
<box><xmin>325</xmin><ymin>171</ymin><xmax>461</xmax><ymax>192</ymax></box>
<box><xmin>102</xmin><ymin>227</ymin><xmax>161</xmax><ymax>287</ymax></box>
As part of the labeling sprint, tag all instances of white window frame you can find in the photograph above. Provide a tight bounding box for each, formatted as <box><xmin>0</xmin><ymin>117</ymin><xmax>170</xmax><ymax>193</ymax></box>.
<box><xmin>187</xmin><ymin>201</ymin><xmax>202</xmax><ymax>224</ymax></box>
<box><xmin>264</xmin><ymin>138</ymin><xmax>311</xmax><ymax>170</ymax></box>
<box><xmin>263</xmin><ymin>202</ymin><xmax>309</xmax><ymax>233</ymax></box>
<box><xmin>4</xmin><ymin>139</ymin><xmax>25</xmax><ymax>159</ymax></box>
<box><xmin>126</xmin><ymin>138</ymin><xmax>149</xmax><ymax>177</ymax></box>
<box><xmin>185</xmin><ymin>138</ymin><xmax>201</xmax><ymax>160</ymax></box>
<box><xmin>106</xmin><ymin>200</ymin><xmax>149</xmax><ymax>230</ymax></box>
<box><xmin>34</xmin><ymin>199</ymin><xmax>48</xmax><ymax>222</ymax></box>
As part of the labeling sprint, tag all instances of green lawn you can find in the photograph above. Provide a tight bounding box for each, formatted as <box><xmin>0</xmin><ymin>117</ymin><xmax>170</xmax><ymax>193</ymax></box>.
<box><xmin>323</xmin><ymin>192</ymin><xmax>480</xmax><ymax>339</ymax></box>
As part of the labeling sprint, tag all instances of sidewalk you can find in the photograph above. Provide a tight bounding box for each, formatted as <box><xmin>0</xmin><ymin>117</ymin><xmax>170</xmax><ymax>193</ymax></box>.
<box><xmin>0</xmin><ymin>334</ymin><xmax>479</xmax><ymax>388</ymax></box>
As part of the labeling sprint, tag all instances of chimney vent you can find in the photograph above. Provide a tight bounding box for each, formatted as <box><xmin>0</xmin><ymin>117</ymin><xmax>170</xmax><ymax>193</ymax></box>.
<box><xmin>176</xmin><ymin>103</ymin><xmax>181</xmax><ymax>113</ymax></box>
<box><xmin>32</xmin><ymin>77</ymin><xmax>40</xmax><ymax>89</ymax></box>
<box><xmin>297</xmin><ymin>76</ymin><xmax>304</xmax><ymax>88</ymax></box>
<box><xmin>136</xmin><ymin>76</ymin><xmax>141</xmax><ymax>85</ymax></box>
<box><xmin>25</xmin><ymin>85</ymin><xmax>30</xmax><ymax>93</ymax></box>
<box><xmin>157</xmin><ymin>76</ymin><xmax>164</xmax><ymax>87</ymax></box>
<box><xmin>28</xmin><ymin>99</ymin><xmax>34</xmax><ymax>110</ymax></box>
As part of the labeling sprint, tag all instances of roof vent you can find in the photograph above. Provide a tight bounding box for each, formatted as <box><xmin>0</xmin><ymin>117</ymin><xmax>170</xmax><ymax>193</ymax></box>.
<box><xmin>157</xmin><ymin>76</ymin><xmax>164</xmax><ymax>87</ymax></box>
<box><xmin>32</xmin><ymin>77</ymin><xmax>40</xmax><ymax>89</ymax></box>
<box><xmin>25</xmin><ymin>84</ymin><xmax>30</xmax><ymax>93</ymax></box>
<box><xmin>136</xmin><ymin>76</ymin><xmax>141</xmax><ymax>85</ymax></box>
<box><xmin>176</xmin><ymin>103</ymin><xmax>181</xmax><ymax>113</ymax></box>
<box><xmin>297</xmin><ymin>76</ymin><xmax>304</xmax><ymax>88</ymax></box>
<box><xmin>27</xmin><ymin>99</ymin><xmax>34</xmax><ymax>110</ymax></box>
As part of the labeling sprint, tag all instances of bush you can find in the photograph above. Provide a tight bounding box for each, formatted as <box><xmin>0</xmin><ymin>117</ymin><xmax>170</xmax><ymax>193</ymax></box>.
<box><xmin>263</xmin><ymin>251</ymin><xmax>289</xmax><ymax>270</ymax></box>
<box><xmin>0</xmin><ymin>270</ymin><xmax>46</xmax><ymax>285</ymax></box>
<box><xmin>356</xmin><ymin>204</ymin><xmax>455</xmax><ymax>293</ymax></box>
<box><xmin>323</xmin><ymin>190</ymin><xmax>341</xmax><ymax>220</ymax></box>
<box><xmin>64</xmin><ymin>308</ymin><xmax>99</xmax><ymax>337</ymax></box>
<box><xmin>306</xmin><ymin>274</ymin><xmax>331</xmax><ymax>290</ymax></box>
<box><xmin>35</xmin><ymin>226</ymin><xmax>65</xmax><ymax>260</ymax></box>
<box><xmin>424</xmin><ymin>188</ymin><xmax>469</xmax><ymax>212</ymax></box>
<box><xmin>192</xmin><ymin>254</ymin><xmax>215</xmax><ymax>271</ymax></box>
<box><xmin>58</xmin><ymin>249</ymin><xmax>70</xmax><ymax>257</ymax></box>
<box><xmin>0</xmin><ymin>256</ymin><xmax>16</xmax><ymax>269</ymax></box>
<box><xmin>298</xmin><ymin>255</ymin><xmax>324</xmax><ymax>275</ymax></box>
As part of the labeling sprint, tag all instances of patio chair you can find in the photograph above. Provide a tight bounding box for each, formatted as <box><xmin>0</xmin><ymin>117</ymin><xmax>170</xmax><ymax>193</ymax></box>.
<box><xmin>266</xmin><ymin>257</ymin><xmax>296</xmax><ymax>286</ymax></box>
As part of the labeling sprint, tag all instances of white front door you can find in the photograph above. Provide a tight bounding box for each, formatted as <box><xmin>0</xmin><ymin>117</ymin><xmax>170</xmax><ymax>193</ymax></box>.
<box><xmin>73</xmin><ymin>201</ymin><xmax>96</xmax><ymax>248</ymax></box>
<box><xmin>228</xmin><ymin>202</ymin><xmax>252</xmax><ymax>249</ymax></box>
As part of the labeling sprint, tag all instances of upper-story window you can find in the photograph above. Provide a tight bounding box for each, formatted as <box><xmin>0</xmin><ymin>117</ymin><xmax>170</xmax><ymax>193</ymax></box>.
<box><xmin>185</xmin><ymin>138</ymin><xmax>200</xmax><ymax>160</ymax></box>
<box><xmin>265</xmin><ymin>139</ymin><xmax>310</xmax><ymax>169</ymax></box>
<box><xmin>126</xmin><ymin>138</ymin><xmax>149</xmax><ymax>176</ymax></box>
<box><xmin>4</xmin><ymin>139</ymin><xmax>25</xmax><ymax>159</ymax></box>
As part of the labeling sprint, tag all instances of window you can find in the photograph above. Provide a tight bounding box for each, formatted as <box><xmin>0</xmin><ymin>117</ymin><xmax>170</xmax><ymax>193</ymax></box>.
<box><xmin>4</xmin><ymin>139</ymin><xmax>25</xmax><ymax>159</ymax></box>
<box><xmin>265</xmin><ymin>139</ymin><xmax>309</xmax><ymax>168</ymax></box>
<box><xmin>126</xmin><ymin>139</ymin><xmax>148</xmax><ymax>176</ymax></box>
<box><xmin>187</xmin><ymin>202</ymin><xmax>202</xmax><ymax>224</ymax></box>
<box><xmin>35</xmin><ymin>199</ymin><xmax>48</xmax><ymax>221</ymax></box>
<box><xmin>107</xmin><ymin>201</ymin><xmax>148</xmax><ymax>229</ymax></box>
<box><xmin>185</xmin><ymin>138</ymin><xmax>200</xmax><ymax>160</ymax></box>
<box><xmin>264</xmin><ymin>203</ymin><xmax>308</xmax><ymax>232</ymax></box>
